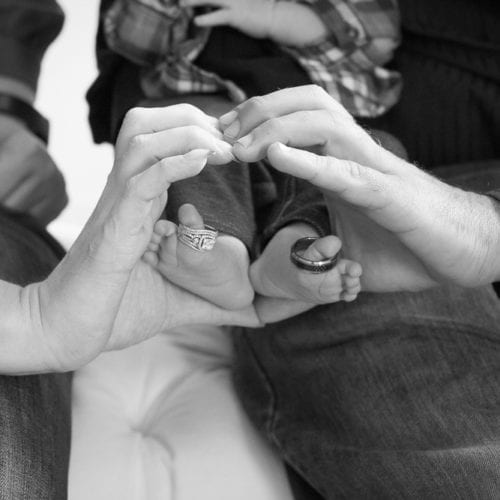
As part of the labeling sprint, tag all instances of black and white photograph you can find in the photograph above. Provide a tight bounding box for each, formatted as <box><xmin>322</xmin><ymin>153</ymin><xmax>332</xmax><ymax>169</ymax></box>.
<box><xmin>1</xmin><ymin>0</ymin><xmax>500</xmax><ymax>498</ymax></box>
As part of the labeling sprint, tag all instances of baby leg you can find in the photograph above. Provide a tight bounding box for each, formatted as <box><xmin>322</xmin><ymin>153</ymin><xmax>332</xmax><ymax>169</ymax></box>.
<box><xmin>145</xmin><ymin>203</ymin><xmax>254</xmax><ymax>310</ymax></box>
<box><xmin>250</xmin><ymin>223</ymin><xmax>362</xmax><ymax>304</ymax></box>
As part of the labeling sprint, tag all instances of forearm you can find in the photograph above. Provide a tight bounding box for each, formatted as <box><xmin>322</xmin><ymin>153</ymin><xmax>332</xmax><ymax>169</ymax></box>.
<box><xmin>268</xmin><ymin>2</ymin><xmax>327</xmax><ymax>46</ymax></box>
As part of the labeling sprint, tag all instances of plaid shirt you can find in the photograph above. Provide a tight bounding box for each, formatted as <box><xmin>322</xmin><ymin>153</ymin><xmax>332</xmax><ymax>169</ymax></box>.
<box><xmin>104</xmin><ymin>0</ymin><xmax>402</xmax><ymax>117</ymax></box>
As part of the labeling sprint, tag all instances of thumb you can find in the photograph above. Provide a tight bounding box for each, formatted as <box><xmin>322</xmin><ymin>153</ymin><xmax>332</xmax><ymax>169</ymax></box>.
<box><xmin>266</xmin><ymin>142</ymin><xmax>397</xmax><ymax>211</ymax></box>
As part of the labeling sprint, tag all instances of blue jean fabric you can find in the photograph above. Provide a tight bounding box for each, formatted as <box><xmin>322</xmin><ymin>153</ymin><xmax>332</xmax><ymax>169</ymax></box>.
<box><xmin>234</xmin><ymin>284</ymin><xmax>500</xmax><ymax>498</ymax></box>
<box><xmin>0</xmin><ymin>208</ymin><xmax>71</xmax><ymax>500</ymax></box>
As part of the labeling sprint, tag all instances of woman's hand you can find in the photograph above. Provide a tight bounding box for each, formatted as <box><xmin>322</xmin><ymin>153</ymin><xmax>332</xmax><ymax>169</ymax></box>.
<box><xmin>220</xmin><ymin>85</ymin><xmax>500</xmax><ymax>292</ymax></box>
<box><xmin>5</xmin><ymin>104</ymin><xmax>259</xmax><ymax>374</ymax></box>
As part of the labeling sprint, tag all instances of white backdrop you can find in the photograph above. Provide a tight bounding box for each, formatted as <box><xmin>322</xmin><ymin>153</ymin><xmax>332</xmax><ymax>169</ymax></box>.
<box><xmin>39</xmin><ymin>0</ymin><xmax>113</xmax><ymax>247</ymax></box>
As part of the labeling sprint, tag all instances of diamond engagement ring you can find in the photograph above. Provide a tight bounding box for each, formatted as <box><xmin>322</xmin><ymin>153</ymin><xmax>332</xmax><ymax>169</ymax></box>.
<box><xmin>290</xmin><ymin>237</ymin><xmax>338</xmax><ymax>273</ymax></box>
<box><xmin>177</xmin><ymin>223</ymin><xmax>218</xmax><ymax>252</ymax></box>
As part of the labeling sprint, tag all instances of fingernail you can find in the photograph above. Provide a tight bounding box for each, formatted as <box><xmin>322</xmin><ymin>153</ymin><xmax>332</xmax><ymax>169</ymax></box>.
<box><xmin>228</xmin><ymin>150</ymin><xmax>243</xmax><ymax>164</ymax></box>
<box><xmin>219</xmin><ymin>110</ymin><xmax>238</xmax><ymax>127</ymax></box>
<box><xmin>236</xmin><ymin>134</ymin><xmax>253</xmax><ymax>149</ymax></box>
<box><xmin>213</xmin><ymin>140</ymin><xmax>232</xmax><ymax>155</ymax></box>
<box><xmin>223</xmin><ymin>119</ymin><xmax>240</xmax><ymax>139</ymax></box>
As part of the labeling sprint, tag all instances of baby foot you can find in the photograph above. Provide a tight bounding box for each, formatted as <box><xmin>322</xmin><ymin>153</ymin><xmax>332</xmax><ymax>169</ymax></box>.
<box><xmin>144</xmin><ymin>203</ymin><xmax>254</xmax><ymax>310</ymax></box>
<box><xmin>250</xmin><ymin>224</ymin><xmax>362</xmax><ymax>304</ymax></box>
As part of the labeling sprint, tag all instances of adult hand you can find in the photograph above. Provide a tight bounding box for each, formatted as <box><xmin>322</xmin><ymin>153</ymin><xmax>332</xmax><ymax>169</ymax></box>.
<box><xmin>9</xmin><ymin>104</ymin><xmax>259</xmax><ymax>374</ymax></box>
<box><xmin>221</xmin><ymin>86</ymin><xmax>500</xmax><ymax>292</ymax></box>
<box><xmin>0</xmin><ymin>114</ymin><xmax>67</xmax><ymax>225</ymax></box>
<box><xmin>182</xmin><ymin>0</ymin><xmax>275</xmax><ymax>39</ymax></box>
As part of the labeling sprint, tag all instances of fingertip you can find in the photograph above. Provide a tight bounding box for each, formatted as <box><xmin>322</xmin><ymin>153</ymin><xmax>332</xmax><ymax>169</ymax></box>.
<box><xmin>209</xmin><ymin>141</ymin><xmax>235</xmax><ymax>165</ymax></box>
<box><xmin>267</xmin><ymin>141</ymin><xmax>284</xmax><ymax>158</ymax></box>
<box><xmin>219</xmin><ymin>110</ymin><xmax>238</xmax><ymax>128</ymax></box>
<box><xmin>183</xmin><ymin>148</ymin><xmax>211</xmax><ymax>162</ymax></box>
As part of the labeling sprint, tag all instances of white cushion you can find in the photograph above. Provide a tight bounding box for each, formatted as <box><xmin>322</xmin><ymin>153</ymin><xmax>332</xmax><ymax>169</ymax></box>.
<box><xmin>69</xmin><ymin>325</ymin><xmax>293</xmax><ymax>500</ymax></box>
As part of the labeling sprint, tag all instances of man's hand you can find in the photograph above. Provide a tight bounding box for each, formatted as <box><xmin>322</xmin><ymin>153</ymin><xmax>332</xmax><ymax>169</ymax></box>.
<box><xmin>222</xmin><ymin>85</ymin><xmax>500</xmax><ymax>292</ymax></box>
<box><xmin>182</xmin><ymin>0</ymin><xmax>275</xmax><ymax>39</ymax></box>
<box><xmin>0</xmin><ymin>114</ymin><xmax>67</xmax><ymax>226</ymax></box>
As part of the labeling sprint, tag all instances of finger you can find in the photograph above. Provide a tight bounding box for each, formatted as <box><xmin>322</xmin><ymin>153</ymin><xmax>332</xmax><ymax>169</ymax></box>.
<box><xmin>118</xmin><ymin>125</ymin><xmax>232</xmax><ymax>179</ymax></box>
<box><xmin>128</xmin><ymin>148</ymin><xmax>211</xmax><ymax>202</ymax></box>
<box><xmin>219</xmin><ymin>85</ymin><xmax>348</xmax><ymax>140</ymax></box>
<box><xmin>181</xmin><ymin>0</ymin><xmax>228</xmax><ymax>6</ymax></box>
<box><xmin>194</xmin><ymin>9</ymin><xmax>232</xmax><ymax>28</ymax></box>
<box><xmin>232</xmin><ymin>110</ymin><xmax>338</xmax><ymax>162</ymax></box>
<box><xmin>116</xmin><ymin>104</ymin><xmax>221</xmax><ymax>153</ymax></box>
<box><xmin>266</xmin><ymin>143</ymin><xmax>398</xmax><ymax>212</ymax></box>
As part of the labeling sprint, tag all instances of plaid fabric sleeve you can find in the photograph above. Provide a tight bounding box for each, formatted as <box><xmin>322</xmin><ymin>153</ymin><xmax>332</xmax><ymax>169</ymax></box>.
<box><xmin>104</xmin><ymin>0</ymin><xmax>185</xmax><ymax>66</ymax></box>
<box><xmin>282</xmin><ymin>0</ymin><xmax>402</xmax><ymax>117</ymax></box>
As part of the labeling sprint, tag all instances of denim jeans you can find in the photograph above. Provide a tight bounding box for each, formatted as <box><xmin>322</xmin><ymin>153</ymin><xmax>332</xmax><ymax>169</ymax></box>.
<box><xmin>234</xmin><ymin>284</ymin><xmax>500</xmax><ymax>498</ymax></box>
<box><xmin>0</xmin><ymin>208</ymin><xmax>71</xmax><ymax>500</ymax></box>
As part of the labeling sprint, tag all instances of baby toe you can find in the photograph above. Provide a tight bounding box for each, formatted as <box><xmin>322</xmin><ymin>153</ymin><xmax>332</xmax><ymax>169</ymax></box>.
<box><xmin>178</xmin><ymin>203</ymin><xmax>205</xmax><ymax>229</ymax></box>
<box><xmin>301</xmin><ymin>235</ymin><xmax>341</xmax><ymax>261</ymax></box>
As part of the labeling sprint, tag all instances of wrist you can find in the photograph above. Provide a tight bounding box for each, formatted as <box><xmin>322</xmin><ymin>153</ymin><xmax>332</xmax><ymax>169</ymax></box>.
<box><xmin>17</xmin><ymin>282</ymin><xmax>69</xmax><ymax>373</ymax></box>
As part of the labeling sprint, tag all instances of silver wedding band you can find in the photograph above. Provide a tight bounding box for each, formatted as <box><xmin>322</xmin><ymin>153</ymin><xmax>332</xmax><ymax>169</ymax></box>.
<box><xmin>177</xmin><ymin>223</ymin><xmax>218</xmax><ymax>252</ymax></box>
<box><xmin>290</xmin><ymin>237</ymin><xmax>338</xmax><ymax>273</ymax></box>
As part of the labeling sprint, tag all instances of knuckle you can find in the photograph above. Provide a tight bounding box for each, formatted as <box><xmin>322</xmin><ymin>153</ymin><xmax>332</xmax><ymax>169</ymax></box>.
<box><xmin>307</xmin><ymin>84</ymin><xmax>328</xmax><ymax>100</ymax></box>
<box><xmin>176</xmin><ymin>103</ymin><xmax>204</xmax><ymax>120</ymax></box>
<box><xmin>313</xmin><ymin>153</ymin><xmax>329</xmax><ymax>173</ymax></box>
<box><xmin>128</xmin><ymin>133</ymin><xmax>148</xmax><ymax>153</ymax></box>
<box><xmin>123</xmin><ymin>106</ymin><xmax>147</xmax><ymax>128</ymax></box>
<box><xmin>262</xmin><ymin>116</ymin><xmax>283</xmax><ymax>136</ymax></box>
<box><xmin>344</xmin><ymin>160</ymin><xmax>364</xmax><ymax>179</ymax></box>
<box><xmin>245</xmin><ymin>95</ymin><xmax>269</xmax><ymax>116</ymax></box>
<box><xmin>125</xmin><ymin>175</ymin><xmax>139</xmax><ymax>195</ymax></box>
<box><xmin>184</xmin><ymin>124</ymin><xmax>208</xmax><ymax>142</ymax></box>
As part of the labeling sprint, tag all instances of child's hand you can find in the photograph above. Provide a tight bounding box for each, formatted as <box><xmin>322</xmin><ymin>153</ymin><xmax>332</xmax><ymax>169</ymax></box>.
<box><xmin>181</xmin><ymin>0</ymin><xmax>276</xmax><ymax>39</ymax></box>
